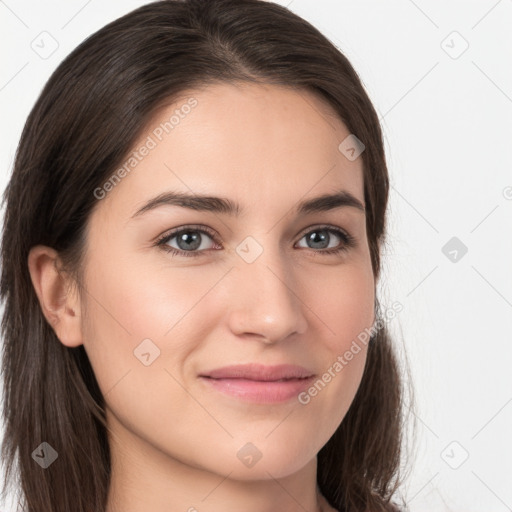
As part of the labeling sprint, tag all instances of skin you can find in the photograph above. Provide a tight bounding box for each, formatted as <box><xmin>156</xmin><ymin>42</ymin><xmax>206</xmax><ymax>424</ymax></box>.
<box><xmin>28</xmin><ymin>82</ymin><xmax>375</xmax><ymax>512</ymax></box>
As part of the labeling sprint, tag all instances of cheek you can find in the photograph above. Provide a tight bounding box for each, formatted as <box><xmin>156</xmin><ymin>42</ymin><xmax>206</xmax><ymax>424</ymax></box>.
<box><xmin>83</xmin><ymin>252</ymin><xmax>210</xmax><ymax>340</ymax></box>
<box><xmin>79</xmin><ymin>250</ymin><xmax>227</xmax><ymax>397</ymax></box>
<box><xmin>79</xmin><ymin>256</ymin><xmax>220</xmax><ymax>464</ymax></box>
<box><xmin>307</xmin><ymin>259</ymin><xmax>375</xmax><ymax>351</ymax></box>
<box><xmin>296</xmin><ymin>261</ymin><xmax>374</xmax><ymax>424</ymax></box>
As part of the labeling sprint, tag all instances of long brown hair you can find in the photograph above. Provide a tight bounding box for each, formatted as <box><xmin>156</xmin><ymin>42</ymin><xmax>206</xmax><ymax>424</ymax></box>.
<box><xmin>0</xmin><ymin>1</ymin><xmax>415</xmax><ymax>511</ymax></box>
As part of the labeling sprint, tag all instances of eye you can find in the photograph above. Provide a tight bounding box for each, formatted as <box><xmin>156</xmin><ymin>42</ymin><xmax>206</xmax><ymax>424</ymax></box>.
<box><xmin>295</xmin><ymin>225</ymin><xmax>356</xmax><ymax>255</ymax></box>
<box><xmin>155</xmin><ymin>224</ymin><xmax>356</xmax><ymax>258</ymax></box>
<box><xmin>155</xmin><ymin>225</ymin><xmax>219</xmax><ymax>257</ymax></box>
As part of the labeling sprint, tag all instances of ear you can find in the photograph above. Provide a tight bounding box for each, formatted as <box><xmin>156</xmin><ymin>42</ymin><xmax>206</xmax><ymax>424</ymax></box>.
<box><xmin>27</xmin><ymin>245</ymin><xmax>83</xmax><ymax>347</ymax></box>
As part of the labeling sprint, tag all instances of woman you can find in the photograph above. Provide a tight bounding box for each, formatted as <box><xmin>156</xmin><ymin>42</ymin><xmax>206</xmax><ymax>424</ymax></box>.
<box><xmin>0</xmin><ymin>1</ymin><xmax>413</xmax><ymax>511</ymax></box>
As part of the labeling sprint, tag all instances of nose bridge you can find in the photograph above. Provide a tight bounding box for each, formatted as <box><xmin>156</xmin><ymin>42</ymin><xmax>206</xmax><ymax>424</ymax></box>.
<box><xmin>227</xmin><ymin>235</ymin><xmax>308</xmax><ymax>341</ymax></box>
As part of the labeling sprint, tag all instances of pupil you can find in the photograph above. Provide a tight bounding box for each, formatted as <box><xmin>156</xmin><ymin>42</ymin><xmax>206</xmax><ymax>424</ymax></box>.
<box><xmin>178</xmin><ymin>232</ymin><xmax>201</xmax><ymax>251</ymax></box>
<box><xmin>309</xmin><ymin>230</ymin><xmax>328</xmax><ymax>249</ymax></box>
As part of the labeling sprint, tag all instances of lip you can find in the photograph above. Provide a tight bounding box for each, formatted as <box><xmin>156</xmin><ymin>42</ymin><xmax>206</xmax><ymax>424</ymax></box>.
<box><xmin>199</xmin><ymin>364</ymin><xmax>316</xmax><ymax>403</ymax></box>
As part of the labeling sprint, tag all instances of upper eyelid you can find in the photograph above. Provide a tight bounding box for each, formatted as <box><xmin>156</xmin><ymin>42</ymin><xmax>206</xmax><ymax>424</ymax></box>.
<box><xmin>157</xmin><ymin>224</ymin><xmax>218</xmax><ymax>242</ymax></box>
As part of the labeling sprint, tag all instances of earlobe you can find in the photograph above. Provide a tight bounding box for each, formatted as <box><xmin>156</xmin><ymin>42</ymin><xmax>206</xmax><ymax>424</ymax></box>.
<box><xmin>27</xmin><ymin>245</ymin><xmax>83</xmax><ymax>347</ymax></box>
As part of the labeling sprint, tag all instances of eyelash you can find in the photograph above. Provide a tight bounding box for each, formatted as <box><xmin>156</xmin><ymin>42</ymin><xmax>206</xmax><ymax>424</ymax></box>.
<box><xmin>154</xmin><ymin>224</ymin><xmax>356</xmax><ymax>258</ymax></box>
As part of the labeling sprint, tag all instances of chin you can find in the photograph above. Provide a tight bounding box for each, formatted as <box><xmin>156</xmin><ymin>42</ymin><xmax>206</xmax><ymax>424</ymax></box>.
<box><xmin>218</xmin><ymin>435</ymin><xmax>319</xmax><ymax>481</ymax></box>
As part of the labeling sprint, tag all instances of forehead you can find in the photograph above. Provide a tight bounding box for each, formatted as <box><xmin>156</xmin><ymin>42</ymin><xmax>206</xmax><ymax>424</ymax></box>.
<box><xmin>94</xmin><ymin>82</ymin><xmax>365</xmax><ymax>221</ymax></box>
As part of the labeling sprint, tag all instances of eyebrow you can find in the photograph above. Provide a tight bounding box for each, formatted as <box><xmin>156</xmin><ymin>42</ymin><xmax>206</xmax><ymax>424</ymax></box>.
<box><xmin>130</xmin><ymin>189</ymin><xmax>366</xmax><ymax>219</ymax></box>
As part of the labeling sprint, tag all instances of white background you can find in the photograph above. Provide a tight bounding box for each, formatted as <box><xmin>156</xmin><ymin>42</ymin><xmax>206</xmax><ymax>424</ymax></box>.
<box><xmin>1</xmin><ymin>1</ymin><xmax>511</xmax><ymax>511</ymax></box>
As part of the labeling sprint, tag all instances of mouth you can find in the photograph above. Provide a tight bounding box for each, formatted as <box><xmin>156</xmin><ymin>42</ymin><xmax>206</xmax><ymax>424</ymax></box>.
<box><xmin>198</xmin><ymin>364</ymin><xmax>316</xmax><ymax>403</ymax></box>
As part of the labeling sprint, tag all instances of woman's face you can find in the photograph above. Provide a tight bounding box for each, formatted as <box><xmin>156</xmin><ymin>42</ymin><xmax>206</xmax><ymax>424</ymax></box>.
<box><xmin>79</xmin><ymin>82</ymin><xmax>375</xmax><ymax>480</ymax></box>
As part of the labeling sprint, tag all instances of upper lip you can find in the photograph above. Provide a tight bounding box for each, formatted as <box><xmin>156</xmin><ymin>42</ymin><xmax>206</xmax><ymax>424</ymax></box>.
<box><xmin>199</xmin><ymin>364</ymin><xmax>315</xmax><ymax>381</ymax></box>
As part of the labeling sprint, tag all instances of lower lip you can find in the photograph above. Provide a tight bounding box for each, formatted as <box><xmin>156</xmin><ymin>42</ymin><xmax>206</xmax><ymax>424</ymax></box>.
<box><xmin>199</xmin><ymin>376</ymin><xmax>315</xmax><ymax>403</ymax></box>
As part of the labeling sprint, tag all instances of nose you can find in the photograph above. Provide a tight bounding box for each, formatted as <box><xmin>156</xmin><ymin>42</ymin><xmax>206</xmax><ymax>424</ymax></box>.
<box><xmin>226</xmin><ymin>244</ymin><xmax>308</xmax><ymax>344</ymax></box>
